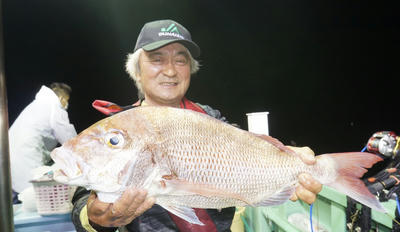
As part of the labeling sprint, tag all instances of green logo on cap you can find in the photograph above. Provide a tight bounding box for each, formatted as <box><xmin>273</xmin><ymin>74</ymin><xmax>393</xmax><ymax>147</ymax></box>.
<box><xmin>161</xmin><ymin>23</ymin><xmax>180</xmax><ymax>34</ymax></box>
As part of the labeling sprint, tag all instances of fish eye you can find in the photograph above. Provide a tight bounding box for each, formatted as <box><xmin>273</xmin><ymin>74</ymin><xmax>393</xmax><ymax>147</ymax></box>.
<box><xmin>109</xmin><ymin>136</ymin><xmax>119</xmax><ymax>145</ymax></box>
<box><xmin>104</xmin><ymin>131</ymin><xmax>124</xmax><ymax>148</ymax></box>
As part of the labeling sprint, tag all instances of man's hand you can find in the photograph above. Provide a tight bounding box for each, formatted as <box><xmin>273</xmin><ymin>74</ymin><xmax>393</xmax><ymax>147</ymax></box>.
<box><xmin>87</xmin><ymin>188</ymin><xmax>155</xmax><ymax>227</ymax></box>
<box><xmin>287</xmin><ymin>146</ymin><xmax>323</xmax><ymax>204</ymax></box>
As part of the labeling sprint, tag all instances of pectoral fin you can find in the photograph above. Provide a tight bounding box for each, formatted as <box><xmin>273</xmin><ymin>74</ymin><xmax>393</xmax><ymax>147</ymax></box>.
<box><xmin>253</xmin><ymin>185</ymin><xmax>295</xmax><ymax>207</ymax></box>
<box><xmin>158</xmin><ymin>204</ymin><xmax>204</xmax><ymax>225</ymax></box>
<box><xmin>162</xmin><ymin>176</ymin><xmax>252</xmax><ymax>205</ymax></box>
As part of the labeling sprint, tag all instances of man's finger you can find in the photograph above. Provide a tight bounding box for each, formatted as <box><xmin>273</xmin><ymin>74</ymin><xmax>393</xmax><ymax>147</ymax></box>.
<box><xmin>110</xmin><ymin>188</ymin><xmax>141</xmax><ymax>218</ymax></box>
<box><xmin>124</xmin><ymin>189</ymin><xmax>148</xmax><ymax>216</ymax></box>
<box><xmin>88</xmin><ymin>191</ymin><xmax>112</xmax><ymax>216</ymax></box>
<box><xmin>298</xmin><ymin>173</ymin><xmax>323</xmax><ymax>194</ymax></box>
<box><xmin>125</xmin><ymin>197</ymin><xmax>156</xmax><ymax>223</ymax></box>
<box><xmin>289</xmin><ymin>192</ymin><xmax>298</xmax><ymax>202</ymax></box>
<box><xmin>297</xmin><ymin>147</ymin><xmax>316</xmax><ymax>165</ymax></box>
<box><xmin>134</xmin><ymin>197</ymin><xmax>156</xmax><ymax>216</ymax></box>
<box><xmin>295</xmin><ymin>185</ymin><xmax>316</xmax><ymax>205</ymax></box>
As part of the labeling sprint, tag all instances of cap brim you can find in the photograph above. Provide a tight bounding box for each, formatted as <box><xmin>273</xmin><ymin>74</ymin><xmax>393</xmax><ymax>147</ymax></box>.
<box><xmin>142</xmin><ymin>39</ymin><xmax>201</xmax><ymax>58</ymax></box>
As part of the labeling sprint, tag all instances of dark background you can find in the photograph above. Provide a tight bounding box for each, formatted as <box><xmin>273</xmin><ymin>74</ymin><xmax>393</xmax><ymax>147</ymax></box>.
<box><xmin>2</xmin><ymin>0</ymin><xmax>399</xmax><ymax>155</ymax></box>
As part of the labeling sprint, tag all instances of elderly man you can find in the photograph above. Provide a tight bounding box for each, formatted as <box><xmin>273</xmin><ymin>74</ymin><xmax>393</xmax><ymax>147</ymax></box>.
<box><xmin>71</xmin><ymin>19</ymin><xmax>322</xmax><ymax>232</ymax></box>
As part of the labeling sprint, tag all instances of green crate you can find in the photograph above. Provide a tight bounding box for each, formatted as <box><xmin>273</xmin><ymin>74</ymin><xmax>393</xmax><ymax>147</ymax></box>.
<box><xmin>244</xmin><ymin>186</ymin><xmax>397</xmax><ymax>232</ymax></box>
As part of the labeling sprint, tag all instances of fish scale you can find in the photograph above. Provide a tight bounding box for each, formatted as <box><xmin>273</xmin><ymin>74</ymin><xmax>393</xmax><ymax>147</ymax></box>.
<box><xmin>143</xmin><ymin>107</ymin><xmax>311</xmax><ymax>207</ymax></box>
<box><xmin>51</xmin><ymin>106</ymin><xmax>386</xmax><ymax>225</ymax></box>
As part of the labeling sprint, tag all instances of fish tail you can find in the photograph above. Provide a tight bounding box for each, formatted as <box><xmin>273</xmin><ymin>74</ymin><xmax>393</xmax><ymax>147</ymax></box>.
<box><xmin>318</xmin><ymin>152</ymin><xmax>386</xmax><ymax>212</ymax></box>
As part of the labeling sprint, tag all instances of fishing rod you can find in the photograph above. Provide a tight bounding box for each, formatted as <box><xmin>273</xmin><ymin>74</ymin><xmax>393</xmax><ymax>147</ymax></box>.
<box><xmin>0</xmin><ymin>0</ymin><xmax>14</xmax><ymax>231</ymax></box>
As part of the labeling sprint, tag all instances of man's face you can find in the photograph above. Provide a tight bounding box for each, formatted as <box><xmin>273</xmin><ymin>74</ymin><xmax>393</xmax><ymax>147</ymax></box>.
<box><xmin>138</xmin><ymin>43</ymin><xmax>191</xmax><ymax>107</ymax></box>
<box><xmin>59</xmin><ymin>93</ymin><xmax>70</xmax><ymax>110</ymax></box>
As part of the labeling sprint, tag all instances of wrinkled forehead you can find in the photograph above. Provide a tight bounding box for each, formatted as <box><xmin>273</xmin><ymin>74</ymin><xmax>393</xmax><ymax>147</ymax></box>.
<box><xmin>142</xmin><ymin>43</ymin><xmax>190</xmax><ymax>58</ymax></box>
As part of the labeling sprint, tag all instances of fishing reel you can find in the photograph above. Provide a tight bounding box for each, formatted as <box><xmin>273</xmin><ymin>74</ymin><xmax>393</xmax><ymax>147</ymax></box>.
<box><xmin>348</xmin><ymin>132</ymin><xmax>400</xmax><ymax>232</ymax></box>
<box><xmin>367</xmin><ymin>131</ymin><xmax>400</xmax><ymax>159</ymax></box>
<box><xmin>367</xmin><ymin>166</ymin><xmax>400</xmax><ymax>198</ymax></box>
<box><xmin>365</xmin><ymin>131</ymin><xmax>400</xmax><ymax>200</ymax></box>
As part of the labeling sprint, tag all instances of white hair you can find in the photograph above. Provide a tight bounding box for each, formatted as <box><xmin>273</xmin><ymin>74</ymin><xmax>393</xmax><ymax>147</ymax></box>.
<box><xmin>125</xmin><ymin>47</ymin><xmax>200</xmax><ymax>99</ymax></box>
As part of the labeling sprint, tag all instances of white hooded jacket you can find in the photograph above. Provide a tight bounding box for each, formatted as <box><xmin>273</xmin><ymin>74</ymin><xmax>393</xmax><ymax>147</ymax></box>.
<box><xmin>9</xmin><ymin>85</ymin><xmax>77</xmax><ymax>192</ymax></box>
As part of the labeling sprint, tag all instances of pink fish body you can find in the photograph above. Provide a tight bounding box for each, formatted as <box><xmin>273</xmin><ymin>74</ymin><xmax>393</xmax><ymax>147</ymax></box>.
<box><xmin>51</xmin><ymin>106</ymin><xmax>385</xmax><ymax>224</ymax></box>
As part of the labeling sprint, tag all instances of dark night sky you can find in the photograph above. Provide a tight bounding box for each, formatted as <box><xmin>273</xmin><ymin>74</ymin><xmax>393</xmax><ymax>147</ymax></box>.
<box><xmin>2</xmin><ymin>0</ymin><xmax>399</xmax><ymax>155</ymax></box>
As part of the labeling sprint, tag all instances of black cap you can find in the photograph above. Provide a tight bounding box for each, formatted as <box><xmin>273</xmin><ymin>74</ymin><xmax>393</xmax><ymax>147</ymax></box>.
<box><xmin>134</xmin><ymin>19</ymin><xmax>200</xmax><ymax>58</ymax></box>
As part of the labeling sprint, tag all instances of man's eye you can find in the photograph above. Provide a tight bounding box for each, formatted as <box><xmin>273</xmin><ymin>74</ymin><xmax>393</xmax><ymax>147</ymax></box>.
<box><xmin>175</xmin><ymin>58</ymin><xmax>188</xmax><ymax>65</ymax></box>
<box><xmin>150</xmin><ymin>58</ymin><xmax>163</xmax><ymax>64</ymax></box>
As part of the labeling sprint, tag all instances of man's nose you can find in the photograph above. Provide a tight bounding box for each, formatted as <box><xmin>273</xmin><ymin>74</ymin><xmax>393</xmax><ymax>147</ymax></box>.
<box><xmin>162</xmin><ymin>60</ymin><xmax>177</xmax><ymax>77</ymax></box>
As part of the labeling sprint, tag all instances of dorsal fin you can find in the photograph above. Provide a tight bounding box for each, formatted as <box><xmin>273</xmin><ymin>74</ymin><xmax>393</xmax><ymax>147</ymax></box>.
<box><xmin>251</xmin><ymin>133</ymin><xmax>297</xmax><ymax>156</ymax></box>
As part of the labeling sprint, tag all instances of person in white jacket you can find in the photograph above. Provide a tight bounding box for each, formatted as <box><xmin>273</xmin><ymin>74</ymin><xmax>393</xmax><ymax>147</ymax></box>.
<box><xmin>9</xmin><ymin>82</ymin><xmax>77</xmax><ymax>203</ymax></box>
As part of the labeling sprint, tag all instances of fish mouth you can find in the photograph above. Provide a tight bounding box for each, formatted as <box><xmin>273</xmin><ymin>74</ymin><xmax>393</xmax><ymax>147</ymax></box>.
<box><xmin>50</xmin><ymin>147</ymin><xmax>85</xmax><ymax>183</ymax></box>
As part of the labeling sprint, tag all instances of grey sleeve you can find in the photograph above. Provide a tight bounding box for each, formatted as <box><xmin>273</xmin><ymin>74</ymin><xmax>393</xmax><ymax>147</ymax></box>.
<box><xmin>195</xmin><ymin>103</ymin><xmax>228</xmax><ymax>122</ymax></box>
<box><xmin>71</xmin><ymin>187</ymin><xmax>118</xmax><ymax>232</ymax></box>
<box><xmin>196</xmin><ymin>103</ymin><xmax>240</xmax><ymax>128</ymax></box>
<box><xmin>71</xmin><ymin>192</ymin><xmax>90</xmax><ymax>232</ymax></box>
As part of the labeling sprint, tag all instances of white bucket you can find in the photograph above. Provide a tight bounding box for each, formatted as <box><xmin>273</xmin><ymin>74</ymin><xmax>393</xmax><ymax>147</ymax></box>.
<box><xmin>246</xmin><ymin>112</ymin><xmax>269</xmax><ymax>135</ymax></box>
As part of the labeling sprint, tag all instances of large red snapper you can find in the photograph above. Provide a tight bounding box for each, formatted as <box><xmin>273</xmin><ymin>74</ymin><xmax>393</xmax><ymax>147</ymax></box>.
<box><xmin>50</xmin><ymin>106</ymin><xmax>385</xmax><ymax>225</ymax></box>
